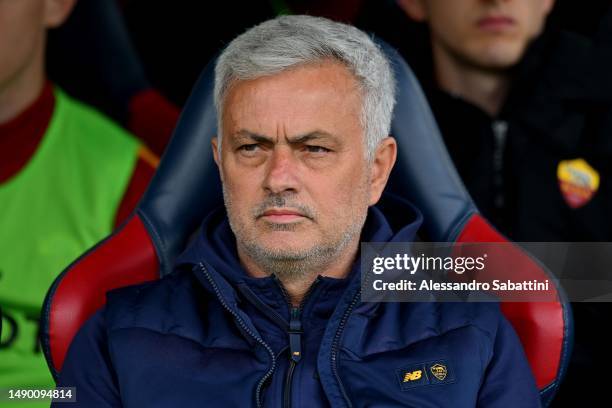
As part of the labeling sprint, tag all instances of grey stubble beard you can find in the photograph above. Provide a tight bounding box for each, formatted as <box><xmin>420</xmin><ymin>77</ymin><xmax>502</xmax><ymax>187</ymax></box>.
<box><xmin>222</xmin><ymin>183</ymin><xmax>368</xmax><ymax>283</ymax></box>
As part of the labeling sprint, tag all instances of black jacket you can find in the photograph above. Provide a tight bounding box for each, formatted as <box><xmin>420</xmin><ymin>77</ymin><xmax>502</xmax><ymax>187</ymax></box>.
<box><xmin>423</xmin><ymin>31</ymin><xmax>612</xmax><ymax>242</ymax></box>
<box><xmin>413</xmin><ymin>29</ymin><xmax>612</xmax><ymax>406</ymax></box>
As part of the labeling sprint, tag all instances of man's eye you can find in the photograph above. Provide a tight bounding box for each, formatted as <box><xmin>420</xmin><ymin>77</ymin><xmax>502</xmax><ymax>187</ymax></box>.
<box><xmin>238</xmin><ymin>144</ymin><xmax>260</xmax><ymax>152</ymax></box>
<box><xmin>305</xmin><ymin>145</ymin><xmax>331</xmax><ymax>153</ymax></box>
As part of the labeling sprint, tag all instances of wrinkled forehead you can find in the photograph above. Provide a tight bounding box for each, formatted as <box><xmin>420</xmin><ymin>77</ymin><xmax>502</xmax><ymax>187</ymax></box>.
<box><xmin>221</xmin><ymin>59</ymin><xmax>362</xmax><ymax>110</ymax></box>
<box><xmin>220</xmin><ymin>62</ymin><xmax>365</xmax><ymax>141</ymax></box>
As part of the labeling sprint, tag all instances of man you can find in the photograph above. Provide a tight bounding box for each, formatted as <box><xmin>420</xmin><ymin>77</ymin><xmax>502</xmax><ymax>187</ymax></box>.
<box><xmin>55</xmin><ymin>15</ymin><xmax>540</xmax><ymax>407</ymax></box>
<box><xmin>0</xmin><ymin>0</ymin><xmax>156</xmax><ymax>401</ymax></box>
<box><xmin>396</xmin><ymin>0</ymin><xmax>612</xmax><ymax>241</ymax></box>
<box><xmin>396</xmin><ymin>0</ymin><xmax>612</xmax><ymax>404</ymax></box>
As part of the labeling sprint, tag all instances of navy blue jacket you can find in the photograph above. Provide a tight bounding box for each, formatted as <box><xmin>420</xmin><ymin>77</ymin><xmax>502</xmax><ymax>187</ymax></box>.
<box><xmin>55</xmin><ymin>195</ymin><xmax>540</xmax><ymax>407</ymax></box>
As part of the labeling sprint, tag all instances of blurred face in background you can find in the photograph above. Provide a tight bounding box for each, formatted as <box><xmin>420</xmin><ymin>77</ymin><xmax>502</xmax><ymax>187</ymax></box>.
<box><xmin>398</xmin><ymin>0</ymin><xmax>555</xmax><ymax>71</ymax></box>
<box><xmin>0</xmin><ymin>0</ymin><xmax>75</xmax><ymax>122</ymax></box>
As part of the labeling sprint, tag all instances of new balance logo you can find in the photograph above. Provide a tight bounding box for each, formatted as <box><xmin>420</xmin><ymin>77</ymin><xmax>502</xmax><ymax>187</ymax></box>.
<box><xmin>403</xmin><ymin>370</ymin><xmax>423</xmax><ymax>382</ymax></box>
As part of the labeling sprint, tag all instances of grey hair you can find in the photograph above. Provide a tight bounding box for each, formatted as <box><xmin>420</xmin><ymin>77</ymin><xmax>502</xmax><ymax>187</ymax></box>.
<box><xmin>213</xmin><ymin>15</ymin><xmax>396</xmax><ymax>160</ymax></box>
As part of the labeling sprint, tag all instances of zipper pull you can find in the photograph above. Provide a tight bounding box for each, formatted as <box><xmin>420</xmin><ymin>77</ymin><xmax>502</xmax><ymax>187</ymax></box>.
<box><xmin>288</xmin><ymin>307</ymin><xmax>302</xmax><ymax>363</ymax></box>
<box><xmin>491</xmin><ymin>120</ymin><xmax>508</xmax><ymax>210</ymax></box>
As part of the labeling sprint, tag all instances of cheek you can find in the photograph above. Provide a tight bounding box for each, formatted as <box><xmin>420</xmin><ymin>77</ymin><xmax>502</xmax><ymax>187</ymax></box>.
<box><xmin>430</xmin><ymin>15</ymin><xmax>476</xmax><ymax>57</ymax></box>
<box><xmin>429</xmin><ymin>2</ymin><xmax>470</xmax><ymax>39</ymax></box>
<box><xmin>223</xmin><ymin>173</ymin><xmax>253</xmax><ymax>213</ymax></box>
<box><xmin>524</xmin><ymin>8</ymin><xmax>548</xmax><ymax>39</ymax></box>
<box><xmin>226</xmin><ymin>180</ymin><xmax>253</xmax><ymax>206</ymax></box>
<box><xmin>0</xmin><ymin>10</ymin><xmax>43</xmax><ymax>81</ymax></box>
<box><xmin>314</xmin><ymin>168</ymin><xmax>370</xmax><ymax>218</ymax></box>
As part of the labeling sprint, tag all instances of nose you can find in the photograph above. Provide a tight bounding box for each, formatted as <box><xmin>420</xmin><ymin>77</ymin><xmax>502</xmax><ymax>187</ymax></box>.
<box><xmin>263</xmin><ymin>146</ymin><xmax>299</xmax><ymax>195</ymax></box>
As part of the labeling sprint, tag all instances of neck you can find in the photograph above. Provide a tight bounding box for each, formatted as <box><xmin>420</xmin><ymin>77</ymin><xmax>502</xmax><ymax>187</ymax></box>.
<box><xmin>237</xmin><ymin>238</ymin><xmax>359</xmax><ymax>306</ymax></box>
<box><xmin>0</xmin><ymin>38</ymin><xmax>46</xmax><ymax>124</ymax></box>
<box><xmin>432</xmin><ymin>44</ymin><xmax>510</xmax><ymax>117</ymax></box>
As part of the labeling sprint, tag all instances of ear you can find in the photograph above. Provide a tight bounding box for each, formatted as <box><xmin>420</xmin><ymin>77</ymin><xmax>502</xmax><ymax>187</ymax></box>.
<box><xmin>211</xmin><ymin>137</ymin><xmax>221</xmax><ymax>166</ymax></box>
<box><xmin>44</xmin><ymin>0</ymin><xmax>77</xmax><ymax>28</ymax></box>
<box><xmin>396</xmin><ymin>0</ymin><xmax>428</xmax><ymax>22</ymax></box>
<box><xmin>368</xmin><ymin>137</ymin><xmax>397</xmax><ymax>206</ymax></box>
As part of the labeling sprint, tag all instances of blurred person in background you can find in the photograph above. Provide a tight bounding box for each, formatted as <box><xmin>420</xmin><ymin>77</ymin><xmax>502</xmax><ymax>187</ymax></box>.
<box><xmin>0</xmin><ymin>0</ymin><xmax>157</xmax><ymax>402</ymax></box>
<box><xmin>396</xmin><ymin>0</ymin><xmax>612</xmax><ymax>241</ymax></box>
<box><xmin>396</xmin><ymin>0</ymin><xmax>612</xmax><ymax>404</ymax></box>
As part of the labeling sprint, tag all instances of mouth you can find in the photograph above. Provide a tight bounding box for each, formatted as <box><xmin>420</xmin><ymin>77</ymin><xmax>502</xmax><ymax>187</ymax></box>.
<box><xmin>260</xmin><ymin>209</ymin><xmax>308</xmax><ymax>223</ymax></box>
<box><xmin>476</xmin><ymin>15</ymin><xmax>516</xmax><ymax>32</ymax></box>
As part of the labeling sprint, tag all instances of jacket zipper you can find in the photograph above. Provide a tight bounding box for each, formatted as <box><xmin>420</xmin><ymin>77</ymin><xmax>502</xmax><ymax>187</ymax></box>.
<box><xmin>492</xmin><ymin>120</ymin><xmax>508</xmax><ymax>211</ymax></box>
<box><xmin>197</xmin><ymin>263</ymin><xmax>276</xmax><ymax>408</ymax></box>
<box><xmin>237</xmin><ymin>283</ymin><xmax>290</xmax><ymax>331</ymax></box>
<box><xmin>284</xmin><ymin>307</ymin><xmax>302</xmax><ymax>408</ymax></box>
<box><xmin>276</xmin><ymin>276</ymin><xmax>322</xmax><ymax>408</ymax></box>
<box><xmin>330</xmin><ymin>289</ymin><xmax>360</xmax><ymax>408</ymax></box>
<box><xmin>328</xmin><ymin>265</ymin><xmax>378</xmax><ymax>408</ymax></box>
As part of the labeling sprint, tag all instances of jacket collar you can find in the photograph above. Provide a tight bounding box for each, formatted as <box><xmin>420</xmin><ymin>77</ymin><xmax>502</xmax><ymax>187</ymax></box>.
<box><xmin>175</xmin><ymin>195</ymin><xmax>477</xmax><ymax>358</ymax></box>
<box><xmin>175</xmin><ymin>192</ymin><xmax>423</xmax><ymax>308</ymax></box>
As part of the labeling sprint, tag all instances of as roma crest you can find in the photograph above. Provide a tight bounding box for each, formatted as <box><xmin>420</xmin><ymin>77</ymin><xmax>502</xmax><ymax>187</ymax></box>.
<box><xmin>557</xmin><ymin>158</ymin><xmax>600</xmax><ymax>209</ymax></box>
<box><xmin>430</xmin><ymin>363</ymin><xmax>448</xmax><ymax>381</ymax></box>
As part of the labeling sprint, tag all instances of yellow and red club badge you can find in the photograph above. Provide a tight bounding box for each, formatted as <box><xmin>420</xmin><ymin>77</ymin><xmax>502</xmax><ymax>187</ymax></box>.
<box><xmin>557</xmin><ymin>158</ymin><xmax>600</xmax><ymax>209</ymax></box>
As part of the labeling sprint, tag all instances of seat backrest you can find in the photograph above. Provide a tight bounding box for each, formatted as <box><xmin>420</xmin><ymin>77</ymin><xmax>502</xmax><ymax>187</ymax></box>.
<box><xmin>47</xmin><ymin>0</ymin><xmax>180</xmax><ymax>156</ymax></box>
<box><xmin>41</xmin><ymin>39</ymin><xmax>571</xmax><ymax>406</ymax></box>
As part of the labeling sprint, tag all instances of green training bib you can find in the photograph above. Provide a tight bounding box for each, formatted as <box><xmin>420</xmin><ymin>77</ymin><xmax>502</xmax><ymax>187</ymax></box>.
<box><xmin>0</xmin><ymin>87</ymin><xmax>139</xmax><ymax>406</ymax></box>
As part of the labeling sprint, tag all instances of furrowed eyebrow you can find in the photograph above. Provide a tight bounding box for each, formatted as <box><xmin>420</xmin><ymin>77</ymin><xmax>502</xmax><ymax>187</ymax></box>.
<box><xmin>232</xmin><ymin>129</ymin><xmax>339</xmax><ymax>144</ymax></box>
<box><xmin>288</xmin><ymin>132</ymin><xmax>339</xmax><ymax>144</ymax></box>
<box><xmin>233</xmin><ymin>130</ymin><xmax>273</xmax><ymax>144</ymax></box>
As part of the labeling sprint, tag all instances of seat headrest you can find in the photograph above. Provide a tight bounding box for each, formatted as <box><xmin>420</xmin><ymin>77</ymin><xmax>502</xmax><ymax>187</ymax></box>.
<box><xmin>138</xmin><ymin>39</ymin><xmax>476</xmax><ymax>276</ymax></box>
